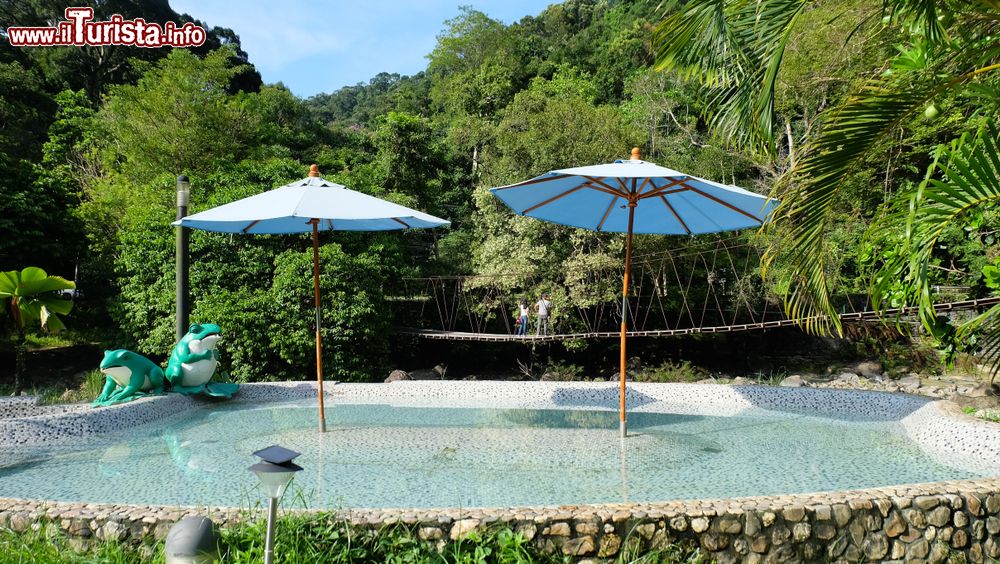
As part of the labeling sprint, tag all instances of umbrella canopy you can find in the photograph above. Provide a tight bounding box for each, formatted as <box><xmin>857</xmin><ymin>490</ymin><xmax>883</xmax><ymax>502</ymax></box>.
<box><xmin>175</xmin><ymin>165</ymin><xmax>450</xmax><ymax>431</ymax></box>
<box><xmin>176</xmin><ymin>171</ymin><xmax>447</xmax><ymax>234</ymax></box>
<box><xmin>491</xmin><ymin>150</ymin><xmax>777</xmax><ymax>234</ymax></box>
<box><xmin>489</xmin><ymin>148</ymin><xmax>777</xmax><ymax>437</ymax></box>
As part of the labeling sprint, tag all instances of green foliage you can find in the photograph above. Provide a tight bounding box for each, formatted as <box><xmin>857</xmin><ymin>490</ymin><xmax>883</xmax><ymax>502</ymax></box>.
<box><xmin>635</xmin><ymin>360</ymin><xmax>708</xmax><ymax>383</ymax></box>
<box><xmin>97</xmin><ymin>47</ymin><xmax>255</xmax><ymax>180</ymax></box>
<box><xmin>0</xmin><ymin>267</ymin><xmax>75</xmax><ymax>334</ymax></box>
<box><xmin>0</xmin><ymin>512</ymin><xmax>709</xmax><ymax>563</ymax></box>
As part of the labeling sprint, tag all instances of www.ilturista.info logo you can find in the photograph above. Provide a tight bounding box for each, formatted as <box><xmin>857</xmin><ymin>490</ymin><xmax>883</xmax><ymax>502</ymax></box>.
<box><xmin>6</xmin><ymin>7</ymin><xmax>206</xmax><ymax>48</ymax></box>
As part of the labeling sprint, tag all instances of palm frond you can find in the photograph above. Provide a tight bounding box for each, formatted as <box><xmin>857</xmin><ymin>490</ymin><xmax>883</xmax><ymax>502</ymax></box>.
<box><xmin>654</xmin><ymin>0</ymin><xmax>809</xmax><ymax>155</ymax></box>
<box><xmin>873</xmin><ymin>125</ymin><xmax>1000</xmax><ymax>329</ymax></box>
<box><xmin>763</xmin><ymin>84</ymin><xmax>930</xmax><ymax>335</ymax></box>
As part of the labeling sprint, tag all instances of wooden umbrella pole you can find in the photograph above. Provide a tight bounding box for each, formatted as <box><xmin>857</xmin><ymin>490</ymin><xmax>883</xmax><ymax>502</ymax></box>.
<box><xmin>311</xmin><ymin>219</ymin><xmax>327</xmax><ymax>433</ymax></box>
<box><xmin>620</xmin><ymin>199</ymin><xmax>636</xmax><ymax>438</ymax></box>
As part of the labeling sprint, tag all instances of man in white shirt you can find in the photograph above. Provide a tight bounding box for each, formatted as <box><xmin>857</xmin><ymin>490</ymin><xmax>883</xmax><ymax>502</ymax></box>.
<box><xmin>535</xmin><ymin>294</ymin><xmax>552</xmax><ymax>335</ymax></box>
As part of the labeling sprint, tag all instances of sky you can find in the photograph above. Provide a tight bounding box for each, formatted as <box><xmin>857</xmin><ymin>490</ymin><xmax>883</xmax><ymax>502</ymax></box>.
<box><xmin>169</xmin><ymin>0</ymin><xmax>555</xmax><ymax>99</ymax></box>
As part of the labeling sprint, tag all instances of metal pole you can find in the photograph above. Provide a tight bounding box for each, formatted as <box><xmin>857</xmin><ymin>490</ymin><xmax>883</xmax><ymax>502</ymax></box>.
<box><xmin>619</xmin><ymin>199</ymin><xmax>636</xmax><ymax>438</ymax></box>
<box><xmin>264</xmin><ymin>496</ymin><xmax>278</xmax><ymax>564</ymax></box>
<box><xmin>175</xmin><ymin>175</ymin><xmax>190</xmax><ymax>342</ymax></box>
<box><xmin>312</xmin><ymin>220</ymin><xmax>326</xmax><ymax>433</ymax></box>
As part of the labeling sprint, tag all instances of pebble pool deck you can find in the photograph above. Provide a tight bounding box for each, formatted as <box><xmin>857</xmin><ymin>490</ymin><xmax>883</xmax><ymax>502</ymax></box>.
<box><xmin>1</xmin><ymin>381</ymin><xmax>999</xmax><ymax>563</ymax></box>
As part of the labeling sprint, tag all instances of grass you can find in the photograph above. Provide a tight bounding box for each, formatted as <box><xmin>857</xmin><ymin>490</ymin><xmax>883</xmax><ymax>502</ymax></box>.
<box><xmin>961</xmin><ymin>406</ymin><xmax>1000</xmax><ymax>423</ymax></box>
<box><xmin>0</xmin><ymin>513</ymin><xmax>707</xmax><ymax>564</ymax></box>
<box><xmin>0</xmin><ymin>370</ymin><xmax>104</xmax><ymax>406</ymax></box>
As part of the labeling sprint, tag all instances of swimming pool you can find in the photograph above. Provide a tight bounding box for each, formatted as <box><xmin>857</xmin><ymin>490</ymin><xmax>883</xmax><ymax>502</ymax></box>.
<box><xmin>1</xmin><ymin>382</ymin><xmax>997</xmax><ymax>509</ymax></box>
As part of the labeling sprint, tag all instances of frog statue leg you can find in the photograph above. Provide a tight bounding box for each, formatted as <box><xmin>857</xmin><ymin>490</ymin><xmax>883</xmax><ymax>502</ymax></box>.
<box><xmin>92</xmin><ymin>377</ymin><xmax>120</xmax><ymax>406</ymax></box>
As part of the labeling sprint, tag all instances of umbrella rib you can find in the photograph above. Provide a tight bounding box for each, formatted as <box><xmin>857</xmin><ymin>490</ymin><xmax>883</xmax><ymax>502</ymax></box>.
<box><xmin>683</xmin><ymin>184</ymin><xmax>764</xmax><ymax>223</ymax></box>
<box><xmin>583</xmin><ymin>176</ymin><xmax>629</xmax><ymax>196</ymax></box>
<box><xmin>658</xmin><ymin>195</ymin><xmax>691</xmax><ymax>235</ymax></box>
<box><xmin>596</xmin><ymin>194</ymin><xmax>618</xmax><ymax>232</ymax></box>
<box><xmin>242</xmin><ymin>220</ymin><xmax>260</xmax><ymax>233</ymax></box>
<box><xmin>638</xmin><ymin>178</ymin><xmax>689</xmax><ymax>199</ymax></box>
<box><xmin>636</xmin><ymin>177</ymin><xmax>654</xmax><ymax>195</ymax></box>
<box><xmin>493</xmin><ymin>173</ymin><xmax>573</xmax><ymax>190</ymax></box>
<box><xmin>392</xmin><ymin>217</ymin><xmax>411</xmax><ymax>228</ymax></box>
<box><xmin>523</xmin><ymin>183</ymin><xmax>591</xmax><ymax>214</ymax></box>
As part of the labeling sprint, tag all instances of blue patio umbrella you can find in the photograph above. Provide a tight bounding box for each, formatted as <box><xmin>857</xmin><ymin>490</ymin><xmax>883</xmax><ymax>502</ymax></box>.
<box><xmin>490</xmin><ymin>148</ymin><xmax>777</xmax><ymax>437</ymax></box>
<box><xmin>175</xmin><ymin>165</ymin><xmax>450</xmax><ymax>431</ymax></box>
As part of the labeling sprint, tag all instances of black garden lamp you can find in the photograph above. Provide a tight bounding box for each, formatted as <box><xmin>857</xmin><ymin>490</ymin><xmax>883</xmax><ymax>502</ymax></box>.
<box><xmin>249</xmin><ymin>445</ymin><xmax>303</xmax><ymax>564</ymax></box>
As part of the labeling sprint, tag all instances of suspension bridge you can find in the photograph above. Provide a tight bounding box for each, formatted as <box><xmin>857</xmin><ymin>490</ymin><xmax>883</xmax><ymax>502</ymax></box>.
<box><xmin>393</xmin><ymin>236</ymin><xmax>999</xmax><ymax>342</ymax></box>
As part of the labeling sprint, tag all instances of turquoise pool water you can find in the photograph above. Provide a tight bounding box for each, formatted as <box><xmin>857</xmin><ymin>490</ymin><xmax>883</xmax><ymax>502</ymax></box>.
<box><xmin>0</xmin><ymin>399</ymin><xmax>996</xmax><ymax>508</ymax></box>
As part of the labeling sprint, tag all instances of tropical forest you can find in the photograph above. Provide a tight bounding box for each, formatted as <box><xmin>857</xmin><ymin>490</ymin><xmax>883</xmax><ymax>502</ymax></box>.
<box><xmin>2</xmin><ymin>0</ymin><xmax>999</xmax><ymax>394</ymax></box>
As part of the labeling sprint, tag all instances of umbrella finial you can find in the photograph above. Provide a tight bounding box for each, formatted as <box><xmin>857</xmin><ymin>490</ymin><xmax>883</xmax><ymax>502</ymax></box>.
<box><xmin>308</xmin><ymin>164</ymin><xmax>320</xmax><ymax>177</ymax></box>
<box><xmin>630</xmin><ymin>147</ymin><xmax>641</xmax><ymax>161</ymax></box>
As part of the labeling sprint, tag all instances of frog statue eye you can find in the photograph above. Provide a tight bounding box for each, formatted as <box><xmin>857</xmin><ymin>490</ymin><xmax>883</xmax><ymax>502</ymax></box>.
<box><xmin>188</xmin><ymin>323</ymin><xmax>202</xmax><ymax>333</ymax></box>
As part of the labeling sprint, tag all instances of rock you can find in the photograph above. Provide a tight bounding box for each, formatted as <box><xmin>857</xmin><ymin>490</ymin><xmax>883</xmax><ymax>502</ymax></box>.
<box><xmin>832</xmin><ymin>504</ymin><xmax>852</xmax><ymax>527</ymax></box>
<box><xmin>862</xmin><ymin>532</ymin><xmax>889</xmax><ymax>560</ymax></box>
<box><xmin>731</xmin><ymin>377</ymin><xmax>753</xmax><ymax>385</ymax></box>
<box><xmin>779</xmin><ymin>375</ymin><xmax>804</xmax><ymax>387</ymax></box>
<box><xmin>694</xmin><ymin>378</ymin><xmax>717</xmax><ymax>384</ymax></box>
<box><xmin>699</xmin><ymin>533</ymin><xmax>728</xmax><ymax>552</ymax></box>
<box><xmin>750</xmin><ymin>535</ymin><xmax>769</xmax><ymax>553</ymax></box>
<box><xmin>515</xmin><ymin>523</ymin><xmax>536</xmax><ymax>541</ymax></box>
<box><xmin>899</xmin><ymin>375</ymin><xmax>922</xmax><ymax>388</ymax></box>
<box><xmin>561</xmin><ymin>536</ymin><xmax>595</xmax><ymax>556</ymax></box>
<box><xmin>597</xmin><ymin>534</ymin><xmax>621</xmax><ymax>558</ymax></box>
<box><xmin>547</xmin><ymin>522</ymin><xmax>570</xmax><ymax>537</ymax></box>
<box><xmin>813</xmin><ymin>523</ymin><xmax>836</xmax><ymax>540</ymax></box>
<box><xmin>792</xmin><ymin>522</ymin><xmax>810</xmax><ymax>541</ymax></box>
<box><xmin>762</xmin><ymin>511</ymin><xmax>776</xmax><ymax>527</ymax></box>
<box><xmin>987</xmin><ymin>516</ymin><xmax>1000</xmax><ymax>535</ymax></box>
<box><xmin>384</xmin><ymin>370</ymin><xmax>410</xmax><ymax>383</ymax></box>
<box><xmin>885</xmin><ymin>511</ymin><xmax>906</xmax><ymax>537</ymax></box>
<box><xmin>850</xmin><ymin>360</ymin><xmax>883</xmax><ymax>378</ymax></box>
<box><xmin>953</xmin><ymin>510</ymin><xmax>969</xmax><ymax>528</ymax></box>
<box><xmin>783</xmin><ymin>506</ymin><xmax>805</xmax><ymax>522</ymax></box>
<box><xmin>827</xmin><ymin>534</ymin><xmax>848</xmax><ymax>559</ymax></box>
<box><xmin>574</xmin><ymin>521</ymin><xmax>599</xmax><ymax>535</ymax></box>
<box><xmin>986</xmin><ymin>494</ymin><xmax>1000</xmax><ymax>514</ymax></box>
<box><xmin>433</xmin><ymin>364</ymin><xmax>447</xmax><ymax>378</ymax></box>
<box><xmin>951</xmin><ymin>529</ymin><xmax>968</xmax><ymax>548</ymax></box>
<box><xmin>903</xmin><ymin>508</ymin><xmax>927</xmax><ymax>528</ymax></box>
<box><xmin>927</xmin><ymin>506</ymin><xmax>951</xmax><ymax>527</ymax></box>
<box><xmin>716</xmin><ymin>517</ymin><xmax>741</xmax><ymax>534</ymax></box>
<box><xmin>744</xmin><ymin>512</ymin><xmax>761</xmax><ymax>536</ymax></box>
<box><xmin>449</xmin><ymin>519</ymin><xmax>480</xmax><ymax>540</ymax></box>
<box><xmin>409</xmin><ymin>368</ymin><xmax>441</xmax><ymax>380</ymax></box>
<box><xmin>690</xmin><ymin>517</ymin><xmax>709</xmax><ymax>533</ymax></box>
<box><xmin>963</xmin><ymin>382</ymin><xmax>994</xmax><ymax>397</ymax></box>
<box><xmin>635</xmin><ymin>523</ymin><xmax>655</xmax><ymax>540</ymax></box>
<box><xmin>669</xmin><ymin>515</ymin><xmax>688</xmax><ymax>532</ymax></box>
<box><xmin>907</xmin><ymin>539</ymin><xmax>930</xmax><ymax>559</ymax></box>
<box><xmin>418</xmin><ymin>526</ymin><xmax>442</xmax><ymax>540</ymax></box>
<box><xmin>929</xmin><ymin>541</ymin><xmax>950</xmax><ymax>563</ymax></box>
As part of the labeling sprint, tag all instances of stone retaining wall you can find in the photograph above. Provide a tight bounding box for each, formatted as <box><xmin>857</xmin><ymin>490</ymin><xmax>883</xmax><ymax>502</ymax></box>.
<box><xmin>3</xmin><ymin>477</ymin><xmax>999</xmax><ymax>562</ymax></box>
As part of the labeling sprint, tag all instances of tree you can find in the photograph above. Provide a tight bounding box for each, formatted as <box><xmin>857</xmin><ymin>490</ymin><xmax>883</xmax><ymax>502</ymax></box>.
<box><xmin>0</xmin><ymin>267</ymin><xmax>75</xmax><ymax>394</ymax></box>
<box><xmin>653</xmin><ymin>0</ymin><xmax>1000</xmax><ymax>343</ymax></box>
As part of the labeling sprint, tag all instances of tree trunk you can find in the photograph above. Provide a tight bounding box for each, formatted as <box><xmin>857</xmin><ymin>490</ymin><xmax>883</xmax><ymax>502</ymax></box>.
<box><xmin>13</xmin><ymin>329</ymin><xmax>26</xmax><ymax>396</ymax></box>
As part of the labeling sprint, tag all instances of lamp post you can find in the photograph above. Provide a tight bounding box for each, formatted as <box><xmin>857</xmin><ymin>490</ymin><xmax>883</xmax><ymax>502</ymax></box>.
<box><xmin>176</xmin><ymin>175</ymin><xmax>190</xmax><ymax>342</ymax></box>
<box><xmin>249</xmin><ymin>445</ymin><xmax>303</xmax><ymax>564</ymax></box>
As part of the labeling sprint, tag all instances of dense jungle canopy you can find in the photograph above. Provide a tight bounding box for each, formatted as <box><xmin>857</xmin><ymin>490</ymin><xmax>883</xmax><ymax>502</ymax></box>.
<box><xmin>1</xmin><ymin>0</ymin><xmax>998</xmax><ymax>382</ymax></box>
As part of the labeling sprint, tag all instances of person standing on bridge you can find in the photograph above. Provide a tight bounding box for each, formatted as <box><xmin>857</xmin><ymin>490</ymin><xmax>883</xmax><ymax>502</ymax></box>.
<box><xmin>535</xmin><ymin>293</ymin><xmax>552</xmax><ymax>335</ymax></box>
<box><xmin>515</xmin><ymin>299</ymin><xmax>529</xmax><ymax>336</ymax></box>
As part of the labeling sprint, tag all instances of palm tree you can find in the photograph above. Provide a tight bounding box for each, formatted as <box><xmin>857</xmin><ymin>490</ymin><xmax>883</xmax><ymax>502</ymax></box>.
<box><xmin>653</xmin><ymin>0</ymin><xmax>1000</xmax><ymax>369</ymax></box>
<box><xmin>0</xmin><ymin>267</ymin><xmax>75</xmax><ymax>395</ymax></box>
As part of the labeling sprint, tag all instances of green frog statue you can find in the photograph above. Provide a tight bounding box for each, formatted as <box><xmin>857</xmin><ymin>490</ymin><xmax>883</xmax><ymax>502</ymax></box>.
<box><xmin>93</xmin><ymin>349</ymin><xmax>165</xmax><ymax>406</ymax></box>
<box><xmin>165</xmin><ymin>323</ymin><xmax>239</xmax><ymax>398</ymax></box>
